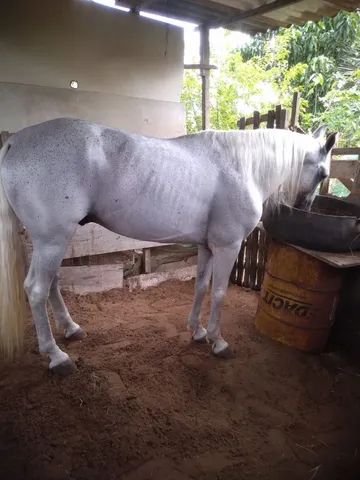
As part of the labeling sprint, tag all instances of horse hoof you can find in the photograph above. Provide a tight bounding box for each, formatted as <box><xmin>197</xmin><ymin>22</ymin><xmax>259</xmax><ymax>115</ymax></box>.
<box><xmin>50</xmin><ymin>358</ymin><xmax>76</xmax><ymax>376</ymax></box>
<box><xmin>66</xmin><ymin>327</ymin><xmax>87</xmax><ymax>342</ymax></box>
<box><xmin>193</xmin><ymin>326</ymin><xmax>207</xmax><ymax>343</ymax></box>
<box><xmin>213</xmin><ymin>345</ymin><xmax>232</xmax><ymax>359</ymax></box>
<box><xmin>211</xmin><ymin>339</ymin><xmax>232</xmax><ymax>358</ymax></box>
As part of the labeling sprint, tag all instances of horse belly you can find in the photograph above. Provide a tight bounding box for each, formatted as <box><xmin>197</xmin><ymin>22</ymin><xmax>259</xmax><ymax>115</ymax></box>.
<box><xmin>95</xmin><ymin>172</ymin><xmax>212</xmax><ymax>244</ymax></box>
<box><xmin>98</xmin><ymin>195</ymin><xmax>209</xmax><ymax>244</ymax></box>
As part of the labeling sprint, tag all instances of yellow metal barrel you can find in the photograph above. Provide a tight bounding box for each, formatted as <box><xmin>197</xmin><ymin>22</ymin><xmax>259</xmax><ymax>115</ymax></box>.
<box><xmin>255</xmin><ymin>240</ymin><xmax>343</xmax><ymax>352</ymax></box>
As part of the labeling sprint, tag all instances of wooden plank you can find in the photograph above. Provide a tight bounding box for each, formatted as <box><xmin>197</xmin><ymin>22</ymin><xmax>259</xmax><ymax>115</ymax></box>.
<box><xmin>143</xmin><ymin>248</ymin><xmax>152</xmax><ymax>274</ymax></box>
<box><xmin>237</xmin><ymin>113</ymin><xmax>268</xmax><ymax>130</ymax></box>
<box><xmin>290</xmin><ymin>91</ymin><xmax>301</xmax><ymax>128</ymax></box>
<box><xmin>237</xmin><ymin>239</ymin><xmax>246</xmax><ymax>286</ymax></box>
<box><xmin>249</xmin><ymin>229</ymin><xmax>259</xmax><ymax>289</ymax></box>
<box><xmin>279</xmin><ymin>108</ymin><xmax>290</xmax><ymax>129</ymax></box>
<box><xmin>238</xmin><ymin>117</ymin><xmax>246</xmax><ymax>130</ymax></box>
<box><xmin>291</xmin><ymin>246</ymin><xmax>360</xmax><ymax>269</ymax></box>
<box><xmin>59</xmin><ymin>264</ymin><xmax>124</xmax><ymax>294</ymax></box>
<box><xmin>330</xmin><ymin>160</ymin><xmax>358</xmax><ymax>179</ymax></box>
<box><xmin>65</xmin><ymin>224</ymin><xmax>171</xmax><ymax>259</ymax></box>
<box><xmin>230</xmin><ymin>258</ymin><xmax>238</xmax><ymax>284</ymax></box>
<box><xmin>126</xmin><ymin>265</ymin><xmax>197</xmax><ymax>291</ymax></box>
<box><xmin>24</xmin><ymin>223</ymin><xmax>171</xmax><ymax>260</ymax></box>
<box><xmin>275</xmin><ymin>105</ymin><xmax>282</xmax><ymax>128</ymax></box>
<box><xmin>266</xmin><ymin>110</ymin><xmax>275</xmax><ymax>128</ymax></box>
<box><xmin>333</xmin><ymin>147</ymin><xmax>360</xmax><ymax>156</ymax></box>
<box><xmin>243</xmin><ymin>237</ymin><xmax>253</xmax><ymax>288</ymax></box>
<box><xmin>253</xmin><ymin>111</ymin><xmax>260</xmax><ymax>129</ymax></box>
<box><xmin>243</xmin><ymin>235</ymin><xmax>253</xmax><ymax>288</ymax></box>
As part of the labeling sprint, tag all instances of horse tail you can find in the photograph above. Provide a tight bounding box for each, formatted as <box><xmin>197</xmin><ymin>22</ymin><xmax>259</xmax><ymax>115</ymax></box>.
<box><xmin>0</xmin><ymin>140</ymin><xmax>27</xmax><ymax>359</ymax></box>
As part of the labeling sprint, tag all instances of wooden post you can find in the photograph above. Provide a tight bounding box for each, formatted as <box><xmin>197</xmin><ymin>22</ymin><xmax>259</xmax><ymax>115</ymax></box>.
<box><xmin>143</xmin><ymin>248</ymin><xmax>152</xmax><ymax>274</ymax></box>
<box><xmin>290</xmin><ymin>92</ymin><xmax>301</xmax><ymax>129</ymax></box>
<box><xmin>200</xmin><ymin>25</ymin><xmax>210</xmax><ymax>130</ymax></box>
<box><xmin>253</xmin><ymin>111</ymin><xmax>260</xmax><ymax>129</ymax></box>
<box><xmin>275</xmin><ymin>105</ymin><xmax>282</xmax><ymax>128</ymax></box>
<box><xmin>279</xmin><ymin>108</ymin><xmax>290</xmax><ymax>129</ymax></box>
<box><xmin>238</xmin><ymin>117</ymin><xmax>246</xmax><ymax>130</ymax></box>
<box><xmin>266</xmin><ymin>110</ymin><xmax>275</xmax><ymax>128</ymax></box>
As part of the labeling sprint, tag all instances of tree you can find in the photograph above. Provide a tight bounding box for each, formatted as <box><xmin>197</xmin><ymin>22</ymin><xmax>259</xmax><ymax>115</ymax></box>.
<box><xmin>239</xmin><ymin>10</ymin><xmax>360</xmax><ymax>138</ymax></box>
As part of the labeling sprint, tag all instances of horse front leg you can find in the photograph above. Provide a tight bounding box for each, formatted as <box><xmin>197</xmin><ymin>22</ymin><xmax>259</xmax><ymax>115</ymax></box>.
<box><xmin>25</xmin><ymin>237</ymin><xmax>75</xmax><ymax>375</ymax></box>
<box><xmin>206</xmin><ymin>241</ymin><xmax>242</xmax><ymax>356</ymax></box>
<box><xmin>187</xmin><ymin>245</ymin><xmax>213</xmax><ymax>342</ymax></box>
<box><xmin>49</xmin><ymin>274</ymin><xmax>86</xmax><ymax>341</ymax></box>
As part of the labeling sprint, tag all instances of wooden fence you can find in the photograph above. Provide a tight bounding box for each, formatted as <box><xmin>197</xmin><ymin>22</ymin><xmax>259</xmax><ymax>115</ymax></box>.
<box><xmin>321</xmin><ymin>147</ymin><xmax>360</xmax><ymax>196</ymax></box>
<box><xmin>237</xmin><ymin>92</ymin><xmax>301</xmax><ymax>131</ymax></box>
<box><xmin>230</xmin><ymin>225</ymin><xmax>269</xmax><ymax>289</ymax></box>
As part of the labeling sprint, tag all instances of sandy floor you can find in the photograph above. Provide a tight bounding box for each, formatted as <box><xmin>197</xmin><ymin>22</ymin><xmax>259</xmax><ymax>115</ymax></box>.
<box><xmin>0</xmin><ymin>280</ymin><xmax>360</xmax><ymax>480</ymax></box>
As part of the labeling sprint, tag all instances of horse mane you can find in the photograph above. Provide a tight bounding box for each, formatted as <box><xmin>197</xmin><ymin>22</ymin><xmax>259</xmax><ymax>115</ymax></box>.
<box><xmin>201</xmin><ymin>128</ymin><xmax>316</xmax><ymax>208</ymax></box>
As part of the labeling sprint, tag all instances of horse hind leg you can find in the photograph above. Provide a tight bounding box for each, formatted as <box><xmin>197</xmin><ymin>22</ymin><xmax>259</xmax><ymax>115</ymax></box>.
<box><xmin>187</xmin><ymin>245</ymin><xmax>213</xmax><ymax>342</ymax></box>
<box><xmin>25</xmin><ymin>233</ymin><xmax>76</xmax><ymax>375</ymax></box>
<box><xmin>49</xmin><ymin>274</ymin><xmax>86</xmax><ymax>341</ymax></box>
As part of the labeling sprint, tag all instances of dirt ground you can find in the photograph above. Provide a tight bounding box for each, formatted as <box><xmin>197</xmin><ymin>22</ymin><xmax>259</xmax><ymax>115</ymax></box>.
<box><xmin>1</xmin><ymin>280</ymin><xmax>360</xmax><ymax>480</ymax></box>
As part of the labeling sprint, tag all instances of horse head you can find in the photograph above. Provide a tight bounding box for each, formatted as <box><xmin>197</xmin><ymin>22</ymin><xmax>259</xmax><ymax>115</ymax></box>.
<box><xmin>294</xmin><ymin>126</ymin><xmax>339</xmax><ymax>210</ymax></box>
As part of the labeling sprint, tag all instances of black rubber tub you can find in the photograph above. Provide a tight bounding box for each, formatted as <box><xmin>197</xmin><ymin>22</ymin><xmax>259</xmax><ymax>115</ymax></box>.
<box><xmin>262</xmin><ymin>195</ymin><xmax>360</xmax><ymax>252</ymax></box>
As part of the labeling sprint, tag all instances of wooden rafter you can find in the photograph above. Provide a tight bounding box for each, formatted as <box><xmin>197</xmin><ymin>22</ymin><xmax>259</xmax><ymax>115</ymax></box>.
<box><xmin>210</xmin><ymin>0</ymin><xmax>304</xmax><ymax>28</ymax></box>
<box><xmin>115</xmin><ymin>1</ymin><xmax>360</xmax><ymax>33</ymax></box>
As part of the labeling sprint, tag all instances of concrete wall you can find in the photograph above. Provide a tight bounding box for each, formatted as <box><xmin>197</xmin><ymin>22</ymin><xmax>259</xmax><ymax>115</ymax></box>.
<box><xmin>0</xmin><ymin>0</ymin><xmax>185</xmax><ymax>136</ymax></box>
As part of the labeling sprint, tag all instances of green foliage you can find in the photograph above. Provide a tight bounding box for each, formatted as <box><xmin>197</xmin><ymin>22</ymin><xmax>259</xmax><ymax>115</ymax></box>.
<box><xmin>238</xmin><ymin>10</ymin><xmax>360</xmax><ymax>138</ymax></box>
<box><xmin>210</xmin><ymin>51</ymin><xmax>280</xmax><ymax>130</ymax></box>
<box><xmin>180</xmin><ymin>70</ymin><xmax>202</xmax><ymax>133</ymax></box>
<box><xmin>318</xmin><ymin>70</ymin><xmax>360</xmax><ymax>146</ymax></box>
<box><xmin>180</xmin><ymin>10</ymin><xmax>360</xmax><ymax>146</ymax></box>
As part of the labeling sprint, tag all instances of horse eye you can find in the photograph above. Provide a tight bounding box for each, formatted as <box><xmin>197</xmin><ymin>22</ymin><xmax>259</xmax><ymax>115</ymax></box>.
<box><xmin>319</xmin><ymin>167</ymin><xmax>328</xmax><ymax>180</ymax></box>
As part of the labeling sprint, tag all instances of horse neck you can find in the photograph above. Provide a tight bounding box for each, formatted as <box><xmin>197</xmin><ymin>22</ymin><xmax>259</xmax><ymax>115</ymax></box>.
<box><xmin>215</xmin><ymin>130</ymin><xmax>306</xmax><ymax>205</ymax></box>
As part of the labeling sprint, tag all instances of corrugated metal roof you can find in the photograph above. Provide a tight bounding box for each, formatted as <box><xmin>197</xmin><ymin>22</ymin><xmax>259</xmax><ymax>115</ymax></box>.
<box><xmin>117</xmin><ymin>0</ymin><xmax>360</xmax><ymax>33</ymax></box>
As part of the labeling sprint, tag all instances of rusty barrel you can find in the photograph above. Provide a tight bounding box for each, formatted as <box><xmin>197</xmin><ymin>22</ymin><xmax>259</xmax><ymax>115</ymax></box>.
<box><xmin>255</xmin><ymin>240</ymin><xmax>343</xmax><ymax>352</ymax></box>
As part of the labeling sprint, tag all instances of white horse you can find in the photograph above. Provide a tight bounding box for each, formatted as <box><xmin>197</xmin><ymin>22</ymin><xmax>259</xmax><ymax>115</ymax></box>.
<box><xmin>0</xmin><ymin>119</ymin><xmax>337</xmax><ymax>375</ymax></box>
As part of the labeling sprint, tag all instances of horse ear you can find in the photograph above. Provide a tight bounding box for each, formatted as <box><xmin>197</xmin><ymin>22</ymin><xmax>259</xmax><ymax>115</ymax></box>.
<box><xmin>324</xmin><ymin>132</ymin><xmax>339</xmax><ymax>153</ymax></box>
<box><xmin>313</xmin><ymin>125</ymin><xmax>327</xmax><ymax>139</ymax></box>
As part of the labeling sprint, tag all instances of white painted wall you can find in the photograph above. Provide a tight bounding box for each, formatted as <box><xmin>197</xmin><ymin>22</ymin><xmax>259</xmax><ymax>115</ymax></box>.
<box><xmin>0</xmin><ymin>0</ymin><xmax>185</xmax><ymax>137</ymax></box>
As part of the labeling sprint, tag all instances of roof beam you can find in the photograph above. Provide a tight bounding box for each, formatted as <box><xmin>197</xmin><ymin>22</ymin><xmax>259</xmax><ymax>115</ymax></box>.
<box><xmin>210</xmin><ymin>0</ymin><xmax>304</xmax><ymax>28</ymax></box>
